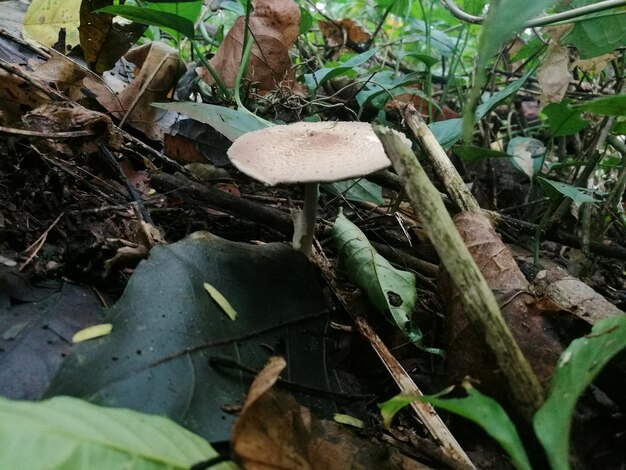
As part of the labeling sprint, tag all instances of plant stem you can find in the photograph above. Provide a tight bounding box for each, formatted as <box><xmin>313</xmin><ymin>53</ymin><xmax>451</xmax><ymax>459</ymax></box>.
<box><xmin>374</xmin><ymin>124</ymin><xmax>544</xmax><ymax>422</ymax></box>
<box><xmin>293</xmin><ymin>182</ymin><xmax>319</xmax><ymax>258</ymax></box>
<box><xmin>190</xmin><ymin>40</ymin><xmax>231</xmax><ymax>100</ymax></box>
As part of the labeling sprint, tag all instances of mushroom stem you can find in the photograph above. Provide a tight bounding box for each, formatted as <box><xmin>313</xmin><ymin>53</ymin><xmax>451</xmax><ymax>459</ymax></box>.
<box><xmin>293</xmin><ymin>182</ymin><xmax>319</xmax><ymax>258</ymax></box>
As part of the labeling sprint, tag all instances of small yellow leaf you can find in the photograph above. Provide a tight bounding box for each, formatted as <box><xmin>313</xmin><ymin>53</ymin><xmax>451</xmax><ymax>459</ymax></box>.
<box><xmin>72</xmin><ymin>324</ymin><xmax>113</xmax><ymax>343</ymax></box>
<box><xmin>333</xmin><ymin>413</ymin><xmax>364</xmax><ymax>429</ymax></box>
<box><xmin>204</xmin><ymin>283</ymin><xmax>238</xmax><ymax>320</ymax></box>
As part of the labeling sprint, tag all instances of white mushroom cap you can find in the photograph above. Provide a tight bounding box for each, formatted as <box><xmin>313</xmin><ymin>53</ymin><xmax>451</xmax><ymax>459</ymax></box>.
<box><xmin>227</xmin><ymin>121</ymin><xmax>393</xmax><ymax>185</ymax></box>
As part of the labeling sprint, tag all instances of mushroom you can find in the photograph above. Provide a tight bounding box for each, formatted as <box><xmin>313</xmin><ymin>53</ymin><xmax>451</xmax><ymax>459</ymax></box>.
<box><xmin>227</xmin><ymin>121</ymin><xmax>395</xmax><ymax>257</ymax></box>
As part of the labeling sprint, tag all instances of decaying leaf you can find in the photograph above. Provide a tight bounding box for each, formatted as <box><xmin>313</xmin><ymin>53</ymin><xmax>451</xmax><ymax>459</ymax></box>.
<box><xmin>438</xmin><ymin>212</ymin><xmax>564</xmax><ymax>397</ymax></box>
<box><xmin>531</xmin><ymin>266</ymin><xmax>624</xmax><ymax>326</ymax></box>
<box><xmin>537</xmin><ymin>26</ymin><xmax>574</xmax><ymax>107</ymax></box>
<box><xmin>198</xmin><ymin>0</ymin><xmax>300</xmax><ymax>93</ymax></box>
<box><xmin>110</xmin><ymin>42</ymin><xmax>184</xmax><ymax>141</ymax></box>
<box><xmin>232</xmin><ymin>357</ymin><xmax>431</xmax><ymax>469</ymax></box>
<box><xmin>574</xmin><ymin>53</ymin><xmax>616</xmax><ymax>75</ymax></box>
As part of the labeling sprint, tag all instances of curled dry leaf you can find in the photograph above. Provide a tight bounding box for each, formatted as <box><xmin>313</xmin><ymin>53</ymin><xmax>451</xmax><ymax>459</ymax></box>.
<box><xmin>21</xmin><ymin>102</ymin><xmax>123</xmax><ymax>154</ymax></box>
<box><xmin>198</xmin><ymin>0</ymin><xmax>300</xmax><ymax>93</ymax></box>
<box><xmin>531</xmin><ymin>266</ymin><xmax>624</xmax><ymax>326</ymax></box>
<box><xmin>438</xmin><ymin>212</ymin><xmax>563</xmax><ymax>398</ymax></box>
<box><xmin>537</xmin><ymin>26</ymin><xmax>575</xmax><ymax>107</ymax></box>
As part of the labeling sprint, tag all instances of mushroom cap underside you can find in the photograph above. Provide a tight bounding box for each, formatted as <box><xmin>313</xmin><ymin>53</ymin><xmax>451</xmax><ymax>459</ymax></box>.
<box><xmin>227</xmin><ymin>121</ymin><xmax>393</xmax><ymax>185</ymax></box>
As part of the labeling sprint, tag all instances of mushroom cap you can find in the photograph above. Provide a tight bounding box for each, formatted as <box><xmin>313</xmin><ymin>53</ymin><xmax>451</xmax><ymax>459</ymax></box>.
<box><xmin>227</xmin><ymin>121</ymin><xmax>392</xmax><ymax>185</ymax></box>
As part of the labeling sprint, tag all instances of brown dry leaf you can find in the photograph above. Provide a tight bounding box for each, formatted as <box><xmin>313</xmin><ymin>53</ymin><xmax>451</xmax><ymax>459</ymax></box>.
<box><xmin>319</xmin><ymin>19</ymin><xmax>371</xmax><ymax>50</ymax></box>
<box><xmin>0</xmin><ymin>70</ymin><xmax>50</xmax><ymax>125</ymax></box>
<box><xmin>30</xmin><ymin>50</ymin><xmax>88</xmax><ymax>102</ymax></box>
<box><xmin>531</xmin><ymin>266</ymin><xmax>624</xmax><ymax>325</ymax></box>
<box><xmin>438</xmin><ymin>212</ymin><xmax>563</xmax><ymax>398</ymax></box>
<box><xmin>105</xmin><ymin>42</ymin><xmax>183</xmax><ymax>141</ymax></box>
<box><xmin>21</xmin><ymin>101</ymin><xmax>123</xmax><ymax>154</ymax></box>
<box><xmin>537</xmin><ymin>26</ymin><xmax>574</xmax><ymax>107</ymax></box>
<box><xmin>79</xmin><ymin>0</ymin><xmax>147</xmax><ymax>74</ymax></box>
<box><xmin>198</xmin><ymin>0</ymin><xmax>300</xmax><ymax>93</ymax></box>
<box><xmin>574</xmin><ymin>53</ymin><xmax>616</xmax><ymax>74</ymax></box>
<box><xmin>232</xmin><ymin>357</ymin><xmax>431</xmax><ymax>470</ymax></box>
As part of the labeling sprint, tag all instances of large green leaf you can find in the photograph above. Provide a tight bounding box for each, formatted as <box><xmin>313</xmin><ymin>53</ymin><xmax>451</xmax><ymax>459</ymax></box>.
<box><xmin>333</xmin><ymin>212</ymin><xmax>426</xmax><ymax>348</ymax></box>
<box><xmin>0</xmin><ymin>395</ymin><xmax>231</xmax><ymax>470</ymax></box>
<box><xmin>379</xmin><ymin>384</ymin><xmax>531</xmax><ymax>470</ymax></box>
<box><xmin>44</xmin><ymin>234</ymin><xmax>332</xmax><ymax>442</ymax></box>
<box><xmin>152</xmin><ymin>102</ymin><xmax>271</xmax><ymax>141</ymax></box>
<box><xmin>146</xmin><ymin>0</ymin><xmax>203</xmax><ymax>23</ymax></box>
<box><xmin>0</xmin><ymin>281</ymin><xmax>103</xmax><ymax>400</ymax></box>
<box><xmin>534</xmin><ymin>315</ymin><xmax>626</xmax><ymax>470</ymax></box>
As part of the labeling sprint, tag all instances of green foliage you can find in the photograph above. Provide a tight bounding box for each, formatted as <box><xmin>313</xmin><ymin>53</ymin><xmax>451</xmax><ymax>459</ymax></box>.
<box><xmin>537</xmin><ymin>176</ymin><xmax>598</xmax><ymax>207</ymax></box>
<box><xmin>463</xmin><ymin>0</ymin><xmax>561</xmax><ymax>140</ymax></box>
<box><xmin>380</xmin><ymin>315</ymin><xmax>626</xmax><ymax>470</ymax></box>
<box><xmin>152</xmin><ymin>102</ymin><xmax>270</xmax><ymax>141</ymax></box>
<box><xmin>542</xmin><ymin>101</ymin><xmax>590</xmax><ymax>137</ymax></box>
<box><xmin>572</xmin><ymin>94</ymin><xmax>626</xmax><ymax>116</ymax></box>
<box><xmin>96</xmin><ymin>5</ymin><xmax>195</xmax><ymax>38</ymax></box>
<box><xmin>333</xmin><ymin>211</ymin><xmax>440</xmax><ymax>353</ymax></box>
<box><xmin>0</xmin><ymin>395</ymin><xmax>231</xmax><ymax>470</ymax></box>
<box><xmin>430</xmin><ymin>69</ymin><xmax>535</xmax><ymax>149</ymax></box>
<box><xmin>322</xmin><ymin>179</ymin><xmax>384</xmax><ymax>205</ymax></box>
<box><xmin>452</xmin><ymin>145</ymin><xmax>512</xmax><ymax>164</ymax></box>
<box><xmin>534</xmin><ymin>315</ymin><xmax>626</xmax><ymax>469</ymax></box>
<box><xmin>380</xmin><ymin>384</ymin><xmax>532</xmax><ymax>470</ymax></box>
<box><xmin>561</xmin><ymin>0</ymin><xmax>626</xmax><ymax>59</ymax></box>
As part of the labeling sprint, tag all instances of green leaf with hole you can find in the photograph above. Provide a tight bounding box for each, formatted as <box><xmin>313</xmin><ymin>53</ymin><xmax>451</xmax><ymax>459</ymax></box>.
<box><xmin>537</xmin><ymin>176</ymin><xmax>597</xmax><ymax>207</ymax></box>
<box><xmin>534</xmin><ymin>315</ymin><xmax>626</xmax><ymax>470</ymax></box>
<box><xmin>333</xmin><ymin>212</ymin><xmax>434</xmax><ymax>351</ymax></box>
<box><xmin>379</xmin><ymin>383</ymin><xmax>531</xmax><ymax>470</ymax></box>
<box><xmin>0</xmin><ymin>395</ymin><xmax>231</xmax><ymax>470</ymax></box>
